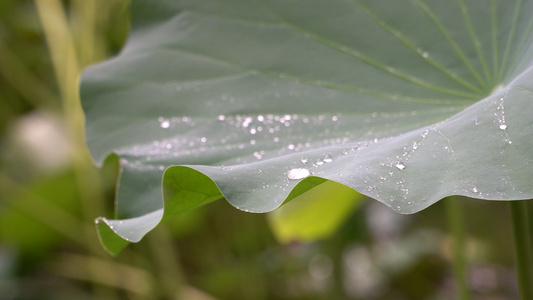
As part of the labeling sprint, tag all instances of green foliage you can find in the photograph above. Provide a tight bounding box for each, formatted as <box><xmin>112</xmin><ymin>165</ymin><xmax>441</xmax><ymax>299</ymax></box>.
<box><xmin>2</xmin><ymin>0</ymin><xmax>532</xmax><ymax>298</ymax></box>
<box><xmin>0</xmin><ymin>172</ymin><xmax>82</xmax><ymax>254</ymax></box>
<box><xmin>81</xmin><ymin>0</ymin><xmax>533</xmax><ymax>253</ymax></box>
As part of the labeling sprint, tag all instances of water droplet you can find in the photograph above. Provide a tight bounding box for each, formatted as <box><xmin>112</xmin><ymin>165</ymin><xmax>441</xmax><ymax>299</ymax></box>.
<box><xmin>323</xmin><ymin>155</ymin><xmax>333</xmax><ymax>163</ymax></box>
<box><xmin>422</xmin><ymin>52</ymin><xmax>429</xmax><ymax>58</ymax></box>
<box><xmin>218</xmin><ymin>115</ymin><xmax>226</xmax><ymax>121</ymax></box>
<box><xmin>499</xmin><ymin>124</ymin><xmax>507</xmax><ymax>130</ymax></box>
<box><xmin>287</xmin><ymin>168</ymin><xmax>311</xmax><ymax>180</ymax></box>
<box><xmin>395</xmin><ymin>162</ymin><xmax>405</xmax><ymax>170</ymax></box>
<box><xmin>300</xmin><ymin>157</ymin><xmax>309</xmax><ymax>164</ymax></box>
<box><xmin>472</xmin><ymin>187</ymin><xmax>478</xmax><ymax>193</ymax></box>
<box><xmin>160</xmin><ymin>120</ymin><xmax>170</xmax><ymax>129</ymax></box>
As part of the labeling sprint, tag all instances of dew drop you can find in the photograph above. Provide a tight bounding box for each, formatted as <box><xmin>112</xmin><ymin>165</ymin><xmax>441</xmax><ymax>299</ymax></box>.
<box><xmin>499</xmin><ymin>124</ymin><xmax>507</xmax><ymax>130</ymax></box>
<box><xmin>472</xmin><ymin>187</ymin><xmax>478</xmax><ymax>193</ymax></box>
<box><xmin>422</xmin><ymin>52</ymin><xmax>429</xmax><ymax>58</ymax></box>
<box><xmin>323</xmin><ymin>155</ymin><xmax>333</xmax><ymax>163</ymax></box>
<box><xmin>160</xmin><ymin>120</ymin><xmax>170</xmax><ymax>129</ymax></box>
<box><xmin>287</xmin><ymin>168</ymin><xmax>311</xmax><ymax>180</ymax></box>
<box><xmin>300</xmin><ymin>157</ymin><xmax>309</xmax><ymax>164</ymax></box>
<box><xmin>395</xmin><ymin>162</ymin><xmax>405</xmax><ymax>170</ymax></box>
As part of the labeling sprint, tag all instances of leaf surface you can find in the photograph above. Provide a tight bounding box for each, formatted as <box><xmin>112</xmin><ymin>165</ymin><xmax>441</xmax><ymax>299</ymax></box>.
<box><xmin>81</xmin><ymin>0</ymin><xmax>533</xmax><ymax>254</ymax></box>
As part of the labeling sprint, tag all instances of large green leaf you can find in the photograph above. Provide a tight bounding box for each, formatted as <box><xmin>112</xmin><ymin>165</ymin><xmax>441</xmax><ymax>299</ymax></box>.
<box><xmin>81</xmin><ymin>0</ymin><xmax>533</xmax><ymax>254</ymax></box>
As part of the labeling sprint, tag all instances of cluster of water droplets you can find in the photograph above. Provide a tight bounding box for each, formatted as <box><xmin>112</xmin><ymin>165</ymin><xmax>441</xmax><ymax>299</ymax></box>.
<box><xmin>214</xmin><ymin>113</ymin><xmax>350</xmax><ymax>162</ymax></box>
<box><xmin>493</xmin><ymin>92</ymin><xmax>512</xmax><ymax>145</ymax></box>
<box><xmin>287</xmin><ymin>153</ymin><xmax>336</xmax><ymax>181</ymax></box>
<box><xmin>152</xmin><ymin>106</ymin><xmax>493</xmax><ymax>211</ymax></box>
<box><xmin>158</xmin><ymin>116</ymin><xmax>196</xmax><ymax>129</ymax></box>
<box><xmin>284</xmin><ymin>136</ymin><xmax>388</xmax><ymax>182</ymax></box>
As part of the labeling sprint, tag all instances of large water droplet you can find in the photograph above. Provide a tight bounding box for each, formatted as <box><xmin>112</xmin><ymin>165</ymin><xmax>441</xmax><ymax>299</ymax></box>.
<box><xmin>395</xmin><ymin>162</ymin><xmax>405</xmax><ymax>170</ymax></box>
<box><xmin>287</xmin><ymin>168</ymin><xmax>311</xmax><ymax>180</ymax></box>
<box><xmin>160</xmin><ymin>120</ymin><xmax>170</xmax><ymax>129</ymax></box>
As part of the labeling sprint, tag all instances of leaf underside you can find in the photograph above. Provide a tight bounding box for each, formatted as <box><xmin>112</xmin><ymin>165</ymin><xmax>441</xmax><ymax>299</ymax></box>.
<box><xmin>81</xmin><ymin>0</ymin><xmax>533</xmax><ymax>255</ymax></box>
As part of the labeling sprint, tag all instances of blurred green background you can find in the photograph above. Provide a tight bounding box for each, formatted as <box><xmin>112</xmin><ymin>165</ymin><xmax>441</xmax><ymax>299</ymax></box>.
<box><xmin>0</xmin><ymin>0</ymin><xmax>526</xmax><ymax>299</ymax></box>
